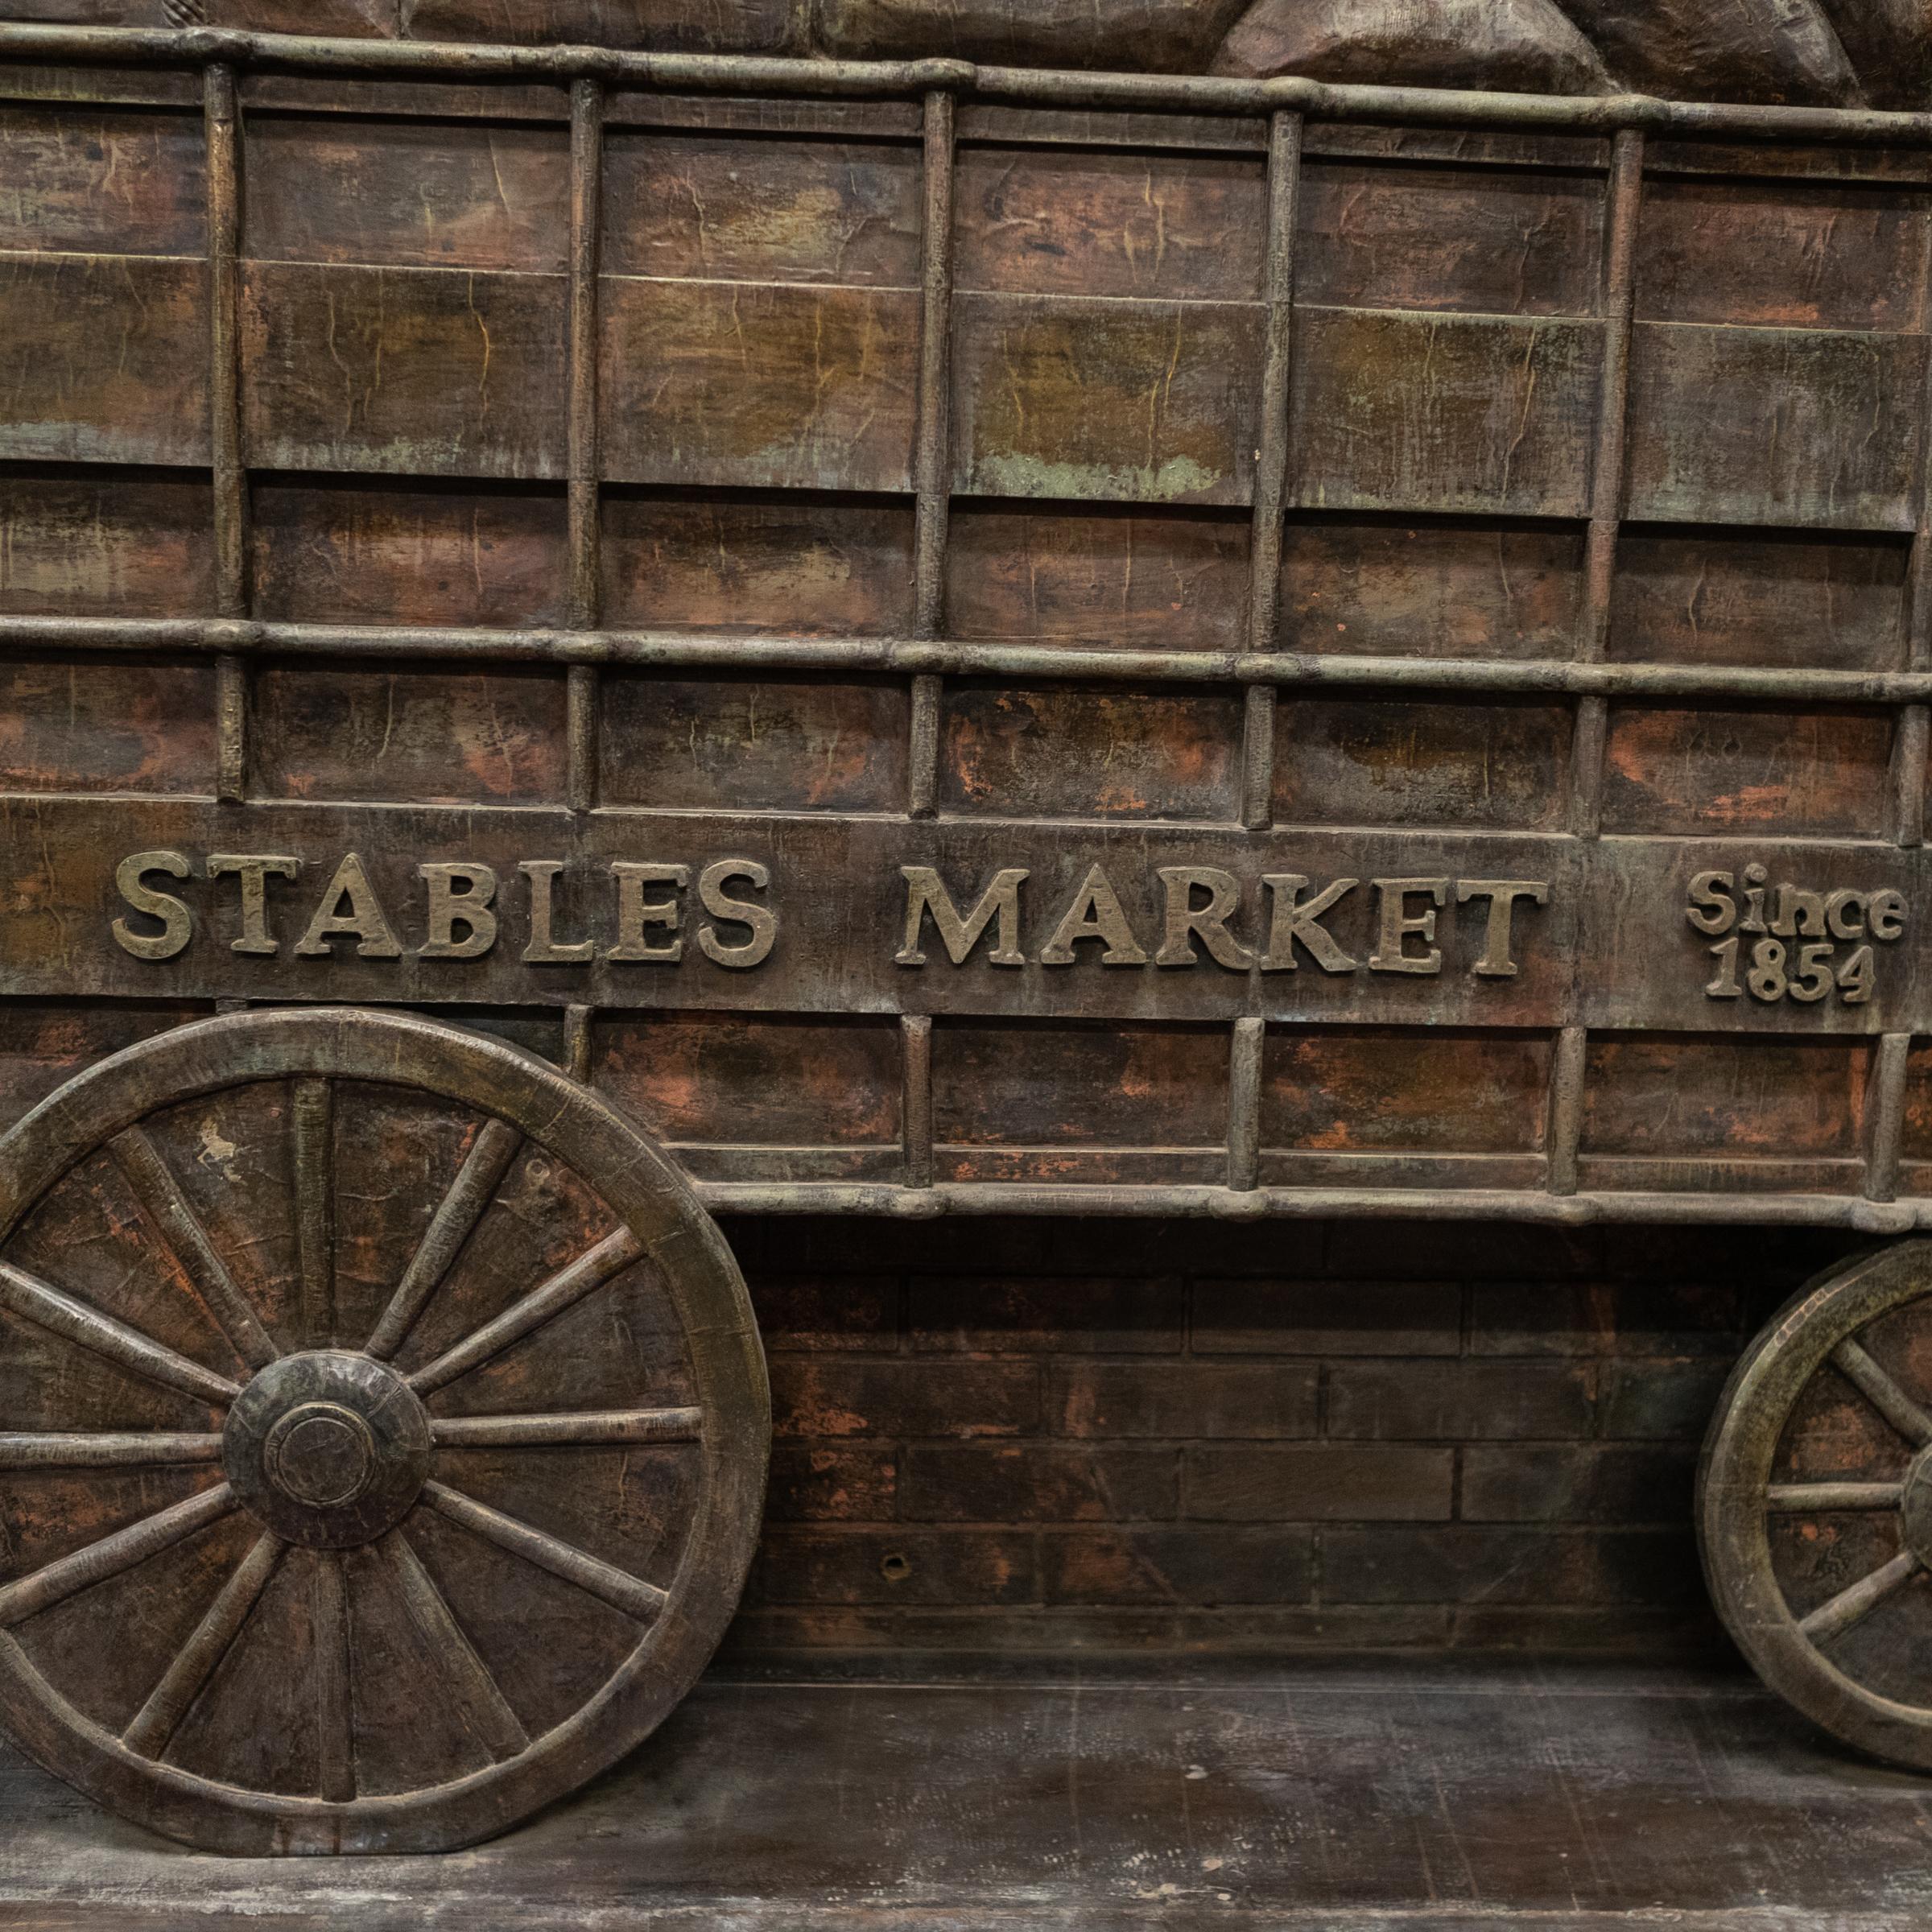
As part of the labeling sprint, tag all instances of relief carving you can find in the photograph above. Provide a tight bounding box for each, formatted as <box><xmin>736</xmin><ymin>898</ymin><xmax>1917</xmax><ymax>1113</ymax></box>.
<box><xmin>38</xmin><ymin>0</ymin><xmax>1925</xmax><ymax>107</ymax></box>
<box><xmin>1687</xmin><ymin>864</ymin><xmax>1904</xmax><ymax>1006</ymax></box>
<box><xmin>897</xmin><ymin>861</ymin><xmax>1550</xmax><ymax>978</ymax></box>
<box><xmin>110</xmin><ymin>851</ymin><xmax>781</xmax><ymax>972</ymax></box>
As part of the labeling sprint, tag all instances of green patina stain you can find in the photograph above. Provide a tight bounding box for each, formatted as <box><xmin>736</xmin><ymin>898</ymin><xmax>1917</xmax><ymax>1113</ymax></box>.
<box><xmin>972</xmin><ymin>450</ymin><xmax>1223</xmax><ymax>503</ymax></box>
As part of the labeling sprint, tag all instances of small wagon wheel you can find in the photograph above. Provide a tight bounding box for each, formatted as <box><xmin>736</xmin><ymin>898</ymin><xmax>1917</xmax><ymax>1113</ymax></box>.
<box><xmin>1701</xmin><ymin>1241</ymin><xmax>1932</xmax><ymax>1769</ymax></box>
<box><xmin>0</xmin><ymin>1008</ymin><xmax>767</xmax><ymax>1855</ymax></box>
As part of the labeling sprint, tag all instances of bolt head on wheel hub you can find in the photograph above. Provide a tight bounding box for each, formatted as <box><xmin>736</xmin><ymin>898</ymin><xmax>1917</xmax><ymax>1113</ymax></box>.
<box><xmin>223</xmin><ymin>1352</ymin><xmax>431</xmax><ymax>1549</ymax></box>
<box><xmin>266</xmin><ymin>1403</ymin><xmax>377</xmax><ymax>1508</ymax></box>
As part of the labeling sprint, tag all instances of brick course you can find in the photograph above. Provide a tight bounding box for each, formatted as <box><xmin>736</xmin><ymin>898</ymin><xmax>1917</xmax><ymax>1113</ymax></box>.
<box><xmin>716</xmin><ymin>1216</ymin><xmax>1857</xmax><ymax>1657</ymax></box>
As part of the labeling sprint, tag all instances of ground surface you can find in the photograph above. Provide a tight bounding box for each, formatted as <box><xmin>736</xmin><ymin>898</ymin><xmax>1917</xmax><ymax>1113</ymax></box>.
<box><xmin>4</xmin><ymin>1656</ymin><xmax>1931</xmax><ymax>1930</ymax></box>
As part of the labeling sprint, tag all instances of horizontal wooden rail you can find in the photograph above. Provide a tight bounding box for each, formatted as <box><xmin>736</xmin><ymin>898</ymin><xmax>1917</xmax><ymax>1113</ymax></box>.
<box><xmin>0</xmin><ymin>23</ymin><xmax>1927</xmax><ymax>147</ymax></box>
<box><xmin>23</xmin><ymin>617</ymin><xmax>1932</xmax><ymax>705</ymax></box>
<box><xmin>698</xmin><ymin>1179</ymin><xmax>1932</xmax><ymax>1230</ymax></box>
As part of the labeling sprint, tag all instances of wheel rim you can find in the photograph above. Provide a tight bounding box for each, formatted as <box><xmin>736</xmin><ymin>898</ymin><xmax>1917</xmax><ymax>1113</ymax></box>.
<box><xmin>1701</xmin><ymin>1240</ymin><xmax>1932</xmax><ymax>1769</ymax></box>
<box><xmin>0</xmin><ymin>1007</ymin><xmax>768</xmax><ymax>1854</ymax></box>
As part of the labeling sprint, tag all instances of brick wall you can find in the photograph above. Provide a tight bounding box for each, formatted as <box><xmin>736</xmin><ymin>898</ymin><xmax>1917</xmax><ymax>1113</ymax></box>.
<box><xmin>716</xmin><ymin>1214</ymin><xmax>1864</xmax><ymax>1657</ymax></box>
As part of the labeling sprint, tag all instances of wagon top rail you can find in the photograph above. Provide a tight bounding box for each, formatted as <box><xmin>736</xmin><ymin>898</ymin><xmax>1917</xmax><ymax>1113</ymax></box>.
<box><xmin>1</xmin><ymin>18</ymin><xmax>1929</xmax><ymax>147</ymax></box>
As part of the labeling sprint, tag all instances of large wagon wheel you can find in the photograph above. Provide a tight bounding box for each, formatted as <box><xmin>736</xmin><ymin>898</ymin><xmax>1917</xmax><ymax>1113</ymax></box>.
<box><xmin>0</xmin><ymin>1008</ymin><xmax>767</xmax><ymax>1854</ymax></box>
<box><xmin>1701</xmin><ymin>1241</ymin><xmax>1932</xmax><ymax>1768</ymax></box>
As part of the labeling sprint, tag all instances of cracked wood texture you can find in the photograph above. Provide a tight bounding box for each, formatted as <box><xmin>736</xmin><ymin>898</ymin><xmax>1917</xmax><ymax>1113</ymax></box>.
<box><xmin>3</xmin><ymin>47</ymin><xmax>1932</xmax><ymax>1232</ymax></box>
<box><xmin>7</xmin><ymin>10</ymin><xmax>1932</xmax><ymax>1842</ymax></box>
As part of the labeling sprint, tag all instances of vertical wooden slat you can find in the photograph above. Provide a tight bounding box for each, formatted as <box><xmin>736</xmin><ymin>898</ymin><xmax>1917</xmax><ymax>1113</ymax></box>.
<box><xmin>901</xmin><ymin>1014</ymin><xmax>933</xmax><ymax>1189</ymax></box>
<box><xmin>205</xmin><ymin>62</ymin><xmax>249</xmax><ymax>805</ymax></box>
<box><xmin>1241</xmin><ymin>109</ymin><xmax>1303</xmax><ymax>834</ymax></box>
<box><xmin>1566</xmin><ymin>128</ymin><xmax>1645</xmax><ymax>840</ymax></box>
<box><xmin>566</xmin><ymin>77</ymin><xmax>605</xmax><ymax>816</ymax></box>
<box><xmin>1546</xmin><ymin>1024</ymin><xmax>1588</xmax><ymax>1198</ymax></box>
<box><xmin>1890</xmin><ymin>229</ymin><xmax>1932</xmax><ymax>846</ymax></box>
<box><xmin>1867</xmin><ymin>1032</ymin><xmax>1913</xmax><ymax>1204</ymax></box>
<box><xmin>214</xmin><ymin>654</ymin><xmax>248</xmax><ymax>806</ymax></box>
<box><xmin>1550</xmin><ymin>138</ymin><xmax>1633</xmax><ymax>1211</ymax></box>
<box><xmin>564</xmin><ymin>1002</ymin><xmax>594</xmax><ymax>1085</ymax></box>
<box><xmin>907</xmin><ymin>87</ymin><xmax>956</xmax><ymax>822</ymax></box>
<box><xmin>1889</xmin><ymin>704</ymin><xmax>1928</xmax><ymax>847</ymax></box>
<box><xmin>1240</xmin><ymin>685</ymin><xmax>1278</xmax><ymax>834</ymax></box>
<box><xmin>1228</xmin><ymin>1017</ymin><xmax>1265</xmax><ymax>1192</ymax></box>
<box><xmin>292</xmin><ymin>1076</ymin><xmax>335</xmax><ymax>1347</ymax></box>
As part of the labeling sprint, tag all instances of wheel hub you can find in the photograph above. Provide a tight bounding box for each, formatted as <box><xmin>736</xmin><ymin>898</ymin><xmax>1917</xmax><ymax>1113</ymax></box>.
<box><xmin>223</xmin><ymin>1352</ymin><xmax>432</xmax><ymax>1549</ymax></box>
<box><xmin>265</xmin><ymin>1403</ymin><xmax>377</xmax><ymax>1509</ymax></box>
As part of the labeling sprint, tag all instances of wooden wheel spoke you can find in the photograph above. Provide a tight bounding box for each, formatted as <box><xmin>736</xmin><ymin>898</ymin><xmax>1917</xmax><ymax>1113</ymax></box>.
<box><xmin>123</xmin><ymin>1531</ymin><xmax>285</xmax><ymax>1761</ymax></box>
<box><xmin>365</xmin><ymin>1118</ymin><xmax>522</xmax><ymax>1362</ymax></box>
<box><xmin>0</xmin><ymin>1484</ymin><xmax>237</xmax><ymax>1628</ymax></box>
<box><xmin>431</xmin><ymin>1407</ymin><xmax>702</xmax><ymax>1449</ymax></box>
<box><xmin>111</xmin><ymin>1126</ymin><xmax>278</xmax><ymax>1372</ymax></box>
<box><xmin>407</xmin><ymin>1227</ymin><xmax>644</xmax><ymax>1398</ymax></box>
<box><xmin>0</xmin><ymin>1261</ymin><xmax>241</xmax><ymax>1410</ymax></box>
<box><xmin>313</xmin><ymin>1552</ymin><xmax>355</xmax><ymax>1802</ymax></box>
<box><xmin>1766</xmin><ymin>1482</ymin><xmax>1905</xmax><ymax>1513</ymax></box>
<box><xmin>1831</xmin><ymin>1340</ymin><xmax>1932</xmax><ymax>1449</ymax></box>
<box><xmin>423</xmin><ymin>1480</ymin><xmax>669</xmax><ymax>1623</ymax></box>
<box><xmin>291</xmin><ymin>1078</ymin><xmax>336</xmax><ymax>1347</ymax></box>
<box><xmin>1798</xmin><ymin>1550</ymin><xmax>1922</xmax><ymax>1647</ymax></box>
<box><xmin>0</xmin><ymin>1431</ymin><xmax>223</xmax><ymax>1469</ymax></box>
<box><xmin>378</xmin><ymin>1531</ymin><xmax>527</xmax><ymax>1764</ymax></box>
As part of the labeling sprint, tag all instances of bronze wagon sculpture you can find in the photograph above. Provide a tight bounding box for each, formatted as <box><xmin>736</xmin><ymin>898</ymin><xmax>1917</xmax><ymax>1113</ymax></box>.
<box><xmin>4</xmin><ymin>0</ymin><xmax>1932</xmax><ymax>1854</ymax></box>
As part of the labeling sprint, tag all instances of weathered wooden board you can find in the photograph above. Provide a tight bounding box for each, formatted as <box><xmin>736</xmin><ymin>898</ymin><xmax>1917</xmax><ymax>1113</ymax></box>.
<box><xmin>603</xmin><ymin>279</ymin><xmax>919</xmax><ymax>493</ymax></box>
<box><xmin>0</xmin><ymin>473</ymin><xmax>217</xmax><ymax>617</ymax></box>
<box><xmin>242</xmin><ymin>264</ymin><xmax>569</xmax><ymax>480</ymax></box>
<box><xmin>0</xmin><ymin>254</ymin><xmax>208</xmax><ymax>465</ymax></box>
<box><xmin>1624</xmin><ymin>324</ymin><xmax>1925</xmax><ymax>532</ymax></box>
<box><xmin>1286</xmin><ymin>309</ymin><xmax>1600</xmax><ymax>518</ymax></box>
<box><xmin>951</xmin><ymin>291</ymin><xmax>1263</xmax><ymax>505</ymax></box>
<box><xmin>1605</xmin><ymin>530</ymin><xmax>1909</xmax><ymax>670</ymax></box>
<box><xmin>1295</xmin><ymin>157</ymin><xmax>1604</xmax><ymax>316</ymax></box>
<box><xmin>2</xmin><ymin>796</ymin><xmax>1924</xmax><ymax>1045</ymax></box>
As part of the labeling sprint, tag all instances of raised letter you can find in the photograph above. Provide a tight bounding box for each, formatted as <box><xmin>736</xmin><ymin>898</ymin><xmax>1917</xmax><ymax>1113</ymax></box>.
<box><xmin>1769</xmin><ymin>886</ymin><xmax>1827</xmax><ymax>940</ymax></box>
<box><xmin>1038</xmin><ymin>864</ymin><xmax>1149</xmax><ymax>968</ymax></box>
<box><xmin>1826</xmin><ymin>889</ymin><xmax>1868</xmax><ymax>941</ymax></box>
<box><xmin>1368</xmin><ymin>878</ymin><xmax>1447</xmax><ymax>976</ymax></box>
<box><xmin>897</xmin><ymin>866</ymin><xmax>1027</xmax><ymax>967</ymax></box>
<box><xmin>609</xmin><ymin>863</ymin><xmax>688</xmax><ymax>964</ymax></box>
<box><xmin>208</xmin><ymin>854</ymin><xmax>300</xmax><ymax>956</ymax></box>
<box><xmin>1869</xmin><ymin>889</ymin><xmax>1906</xmax><ymax>942</ymax></box>
<box><xmin>1155</xmin><ymin>867</ymin><xmax>1253</xmax><ymax>970</ymax></box>
<box><xmin>113</xmin><ymin>850</ymin><xmax>193</xmax><ymax>962</ymax></box>
<box><xmin>1260</xmin><ymin>875</ymin><xmax>1356</xmax><ymax>974</ymax></box>
<box><xmin>419</xmin><ymin>863</ymin><xmax>497</xmax><ymax>960</ymax></box>
<box><xmin>1686</xmin><ymin>871</ymin><xmax>1736</xmax><ymax>937</ymax></box>
<box><xmin>520</xmin><ymin>861</ymin><xmax>595</xmax><ymax>965</ymax></box>
<box><xmin>294</xmin><ymin>854</ymin><xmax>402</xmax><ymax>960</ymax></box>
<box><xmin>1455</xmin><ymin>879</ymin><xmax>1549</xmax><ymax>979</ymax></box>
<box><xmin>698</xmin><ymin>860</ymin><xmax>777</xmax><ymax>968</ymax></box>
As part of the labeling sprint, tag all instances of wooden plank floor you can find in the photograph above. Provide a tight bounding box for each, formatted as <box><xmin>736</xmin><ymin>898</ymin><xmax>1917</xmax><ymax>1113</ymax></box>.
<box><xmin>5</xmin><ymin>1657</ymin><xmax>1932</xmax><ymax>1930</ymax></box>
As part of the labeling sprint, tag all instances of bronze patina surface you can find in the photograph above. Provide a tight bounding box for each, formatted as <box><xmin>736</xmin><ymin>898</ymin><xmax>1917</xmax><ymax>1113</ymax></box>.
<box><xmin>6</xmin><ymin>0</ymin><xmax>1932</xmax><ymax>1850</ymax></box>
